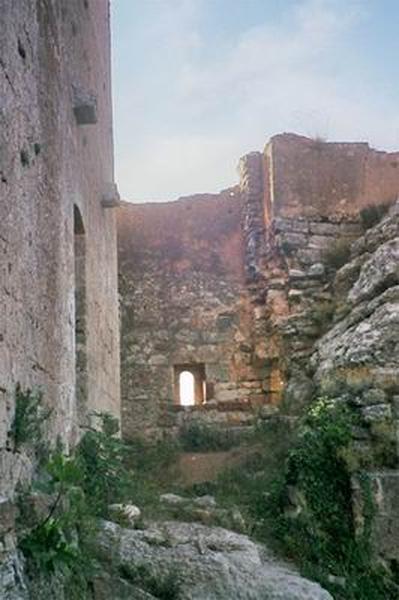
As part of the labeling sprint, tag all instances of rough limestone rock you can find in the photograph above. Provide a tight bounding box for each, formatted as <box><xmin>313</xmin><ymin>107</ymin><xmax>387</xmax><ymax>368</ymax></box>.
<box><xmin>96</xmin><ymin>520</ymin><xmax>333</xmax><ymax>600</ymax></box>
<box><xmin>348</xmin><ymin>237</ymin><xmax>399</xmax><ymax>304</ymax></box>
<box><xmin>313</xmin><ymin>286</ymin><xmax>399</xmax><ymax>381</ymax></box>
<box><xmin>0</xmin><ymin>552</ymin><xmax>28</xmax><ymax>600</ymax></box>
<box><xmin>93</xmin><ymin>573</ymin><xmax>155</xmax><ymax>600</ymax></box>
<box><xmin>313</xmin><ymin>207</ymin><xmax>399</xmax><ymax>385</ymax></box>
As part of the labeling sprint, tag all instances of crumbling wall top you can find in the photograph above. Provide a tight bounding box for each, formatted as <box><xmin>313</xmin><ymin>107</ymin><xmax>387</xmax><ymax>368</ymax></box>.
<box><xmin>265</xmin><ymin>133</ymin><xmax>399</xmax><ymax>220</ymax></box>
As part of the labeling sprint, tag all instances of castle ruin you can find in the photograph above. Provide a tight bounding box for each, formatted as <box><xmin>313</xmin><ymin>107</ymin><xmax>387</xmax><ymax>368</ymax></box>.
<box><xmin>1</xmin><ymin>0</ymin><xmax>399</xmax><ymax>596</ymax></box>
<box><xmin>118</xmin><ymin>134</ymin><xmax>399</xmax><ymax>439</ymax></box>
<box><xmin>1</xmin><ymin>0</ymin><xmax>119</xmax><ymax>505</ymax></box>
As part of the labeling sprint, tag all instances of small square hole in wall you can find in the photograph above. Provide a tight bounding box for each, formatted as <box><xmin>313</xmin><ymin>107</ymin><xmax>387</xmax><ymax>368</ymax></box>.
<box><xmin>173</xmin><ymin>364</ymin><xmax>206</xmax><ymax>406</ymax></box>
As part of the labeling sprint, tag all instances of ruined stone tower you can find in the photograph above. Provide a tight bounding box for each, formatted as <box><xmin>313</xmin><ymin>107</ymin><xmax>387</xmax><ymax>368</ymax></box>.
<box><xmin>0</xmin><ymin>0</ymin><xmax>120</xmax><ymax>492</ymax></box>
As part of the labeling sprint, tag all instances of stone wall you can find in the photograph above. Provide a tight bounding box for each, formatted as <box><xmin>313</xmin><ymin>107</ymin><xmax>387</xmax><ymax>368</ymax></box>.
<box><xmin>236</xmin><ymin>134</ymin><xmax>399</xmax><ymax>415</ymax></box>
<box><xmin>0</xmin><ymin>0</ymin><xmax>120</xmax><ymax>487</ymax></box>
<box><xmin>118</xmin><ymin>134</ymin><xmax>399</xmax><ymax>441</ymax></box>
<box><xmin>118</xmin><ymin>189</ymin><xmax>272</xmax><ymax>439</ymax></box>
<box><xmin>266</xmin><ymin>133</ymin><xmax>399</xmax><ymax>220</ymax></box>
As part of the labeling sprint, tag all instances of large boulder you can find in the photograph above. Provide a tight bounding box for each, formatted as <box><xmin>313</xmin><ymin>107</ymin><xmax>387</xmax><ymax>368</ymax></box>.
<box><xmin>96</xmin><ymin>520</ymin><xmax>333</xmax><ymax>600</ymax></box>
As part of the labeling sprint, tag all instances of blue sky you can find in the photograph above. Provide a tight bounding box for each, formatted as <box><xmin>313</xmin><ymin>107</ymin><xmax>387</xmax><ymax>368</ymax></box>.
<box><xmin>111</xmin><ymin>0</ymin><xmax>399</xmax><ymax>201</ymax></box>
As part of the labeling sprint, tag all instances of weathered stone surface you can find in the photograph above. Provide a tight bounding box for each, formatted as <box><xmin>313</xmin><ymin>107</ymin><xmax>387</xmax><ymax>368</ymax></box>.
<box><xmin>0</xmin><ymin>551</ymin><xmax>27</xmax><ymax>600</ymax></box>
<box><xmin>282</xmin><ymin>374</ymin><xmax>314</xmax><ymax>414</ymax></box>
<box><xmin>117</xmin><ymin>188</ymin><xmax>270</xmax><ymax>438</ymax></box>
<box><xmin>289</xmin><ymin>269</ymin><xmax>307</xmax><ymax>280</ymax></box>
<box><xmin>93</xmin><ymin>574</ymin><xmax>156</xmax><ymax>600</ymax></box>
<box><xmin>305</xmin><ymin>206</ymin><xmax>399</xmax><ymax>565</ymax></box>
<box><xmin>273</xmin><ymin>218</ymin><xmax>309</xmax><ymax>234</ymax></box>
<box><xmin>309</xmin><ymin>222</ymin><xmax>339</xmax><ymax>236</ymax></box>
<box><xmin>0</xmin><ymin>451</ymin><xmax>32</xmax><ymax>500</ymax></box>
<box><xmin>192</xmin><ymin>495</ymin><xmax>217</xmax><ymax>509</ymax></box>
<box><xmin>269</xmin><ymin>133</ymin><xmax>399</xmax><ymax>219</ymax></box>
<box><xmin>159</xmin><ymin>494</ymin><xmax>247</xmax><ymax>531</ymax></box>
<box><xmin>348</xmin><ymin>237</ymin><xmax>399</xmax><ymax>304</ymax></box>
<box><xmin>313</xmin><ymin>286</ymin><xmax>399</xmax><ymax>381</ymax></box>
<box><xmin>361</xmin><ymin>404</ymin><xmax>392</xmax><ymax>423</ymax></box>
<box><xmin>357</xmin><ymin>388</ymin><xmax>387</xmax><ymax>407</ymax></box>
<box><xmin>312</xmin><ymin>209</ymin><xmax>399</xmax><ymax>385</ymax></box>
<box><xmin>1</xmin><ymin>2</ymin><xmax>120</xmax><ymax>594</ymax></box>
<box><xmin>0</xmin><ymin>497</ymin><xmax>17</xmax><ymax>535</ymax></box>
<box><xmin>355</xmin><ymin>472</ymin><xmax>399</xmax><ymax>562</ymax></box>
<box><xmin>97</xmin><ymin>520</ymin><xmax>333</xmax><ymax>600</ymax></box>
<box><xmin>307</xmin><ymin>263</ymin><xmax>325</xmax><ymax>278</ymax></box>
<box><xmin>0</xmin><ymin>0</ymin><xmax>120</xmax><ymax>458</ymax></box>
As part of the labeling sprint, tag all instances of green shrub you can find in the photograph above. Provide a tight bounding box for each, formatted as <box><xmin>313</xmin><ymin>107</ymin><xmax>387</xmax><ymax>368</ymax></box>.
<box><xmin>20</xmin><ymin>517</ymin><xmax>80</xmax><ymax>574</ymax></box>
<box><xmin>265</xmin><ymin>398</ymin><xmax>399</xmax><ymax>599</ymax></box>
<box><xmin>179</xmin><ymin>422</ymin><xmax>239</xmax><ymax>452</ymax></box>
<box><xmin>18</xmin><ymin>412</ymin><xmax>183</xmax><ymax>597</ymax></box>
<box><xmin>274</xmin><ymin>399</ymin><xmax>355</xmax><ymax>563</ymax></box>
<box><xmin>125</xmin><ymin>435</ymin><xmax>180</xmax><ymax>473</ymax></box>
<box><xmin>76</xmin><ymin>412</ymin><xmax>132</xmax><ymax>516</ymax></box>
<box><xmin>360</xmin><ymin>203</ymin><xmax>390</xmax><ymax>230</ymax></box>
<box><xmin>211</xmin><ymin>396</ymin><xmax>399</xmax><ymax>598</ymax></box>
<box><xmin>322</xmin><ymin>239</ymin><xmax>351</xmax><ymax>270</ymax></box>
<box><xmin>18</xmin><ymin>412</ymin><xmax>133</xmax><ymax>596</ymax></box>
<box><xmin>212</xmin><ymin>417</ymin><xmax>295</xmax><ymax>532</ymax></box>
<box><xmin>19</xmin><ymin>451</ymin><xmax>94</xmax><ymax>598</ymax></box>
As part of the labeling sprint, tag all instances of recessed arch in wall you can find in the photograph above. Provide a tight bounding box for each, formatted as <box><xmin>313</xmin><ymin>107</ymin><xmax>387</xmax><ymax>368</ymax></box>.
<box><xmin>74</xmin><ymin>204</ymin><xmax>87</xmax><ymax>423</ymax></box>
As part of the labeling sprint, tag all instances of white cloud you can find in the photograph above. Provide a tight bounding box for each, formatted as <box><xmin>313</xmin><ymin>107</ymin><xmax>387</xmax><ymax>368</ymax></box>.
<box><xmin>114</xmin><ymin>0</ymin><xmax>399</xmax><ymax>202</ymax></box>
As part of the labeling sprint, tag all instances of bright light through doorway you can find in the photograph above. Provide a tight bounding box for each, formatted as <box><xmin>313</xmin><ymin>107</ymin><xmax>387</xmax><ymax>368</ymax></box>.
<box><xmin>179</xmin><ymin>371</ymin><xmax>195</xmax><ymax>406</ymax></box>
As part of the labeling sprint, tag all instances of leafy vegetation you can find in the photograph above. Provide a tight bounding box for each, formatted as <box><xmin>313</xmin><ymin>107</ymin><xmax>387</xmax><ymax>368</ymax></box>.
<box><xmin>212</xmin><ymin>397</ymin><xmax>399</xmax><ymax>599</ymax></box>
<box><xmin>179</xmin><ymin>421</ymin><xmax>240</xmax><ymax>452</ymax></box>
<box><xmin>17</xmin><ymin>413</ymin><xmax>134</xmax><ymax>597</ymax></box>
<box><xmin>360</xmin><ymin>202</ymin><xmax>390</xmax><ymax>230</ymax></box>
<box><xmin>19</xmin><ymin>452</ymin><xmax>94</xmax><ymax>597</ymax></box>
<box><xmin>322</xmin><ymin>238</ymin><xmax>351</xmax><ymax>270</ymax></box>
<box><xmin>189</xmin><ymin>417</ymin><xmax>295</xmax><ymax>530</ymax></box>
<box><xmin>16</xmin><ymin>410</ymin><xmax>183</xmax><ymax>598</ymax></box>
<box><xmin>76</xmin><ymin>412</ymin><xmax>133</xmax><ymax>516</ymax></box>
<box><xmin>13</xmin><ymin>386</ymin><xmax>399</xmax><ymax>599</ymax></box>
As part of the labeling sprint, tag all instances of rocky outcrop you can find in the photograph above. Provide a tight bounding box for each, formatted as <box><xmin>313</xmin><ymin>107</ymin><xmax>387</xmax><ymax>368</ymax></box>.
<box><xmin>312</xmin><ymin>202</ymin><xmax>399</xmax><ymax>391</ymax></box>
<box><xmin>0</xmin><ymin>551</ymin><xmax>27</xmax><ymax>600</ymax></box>
<box><xmin>310</xmin><ymin>202</ymin><xmax>399</xmax><ymax>562</ymax></box>
<box><xmin>96</xmin><ymin>520</ymin><xmax>333</xmax><ymax>600</ymax></box>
